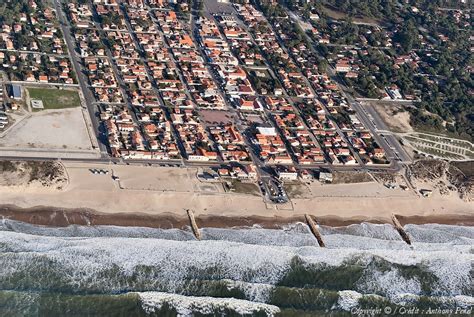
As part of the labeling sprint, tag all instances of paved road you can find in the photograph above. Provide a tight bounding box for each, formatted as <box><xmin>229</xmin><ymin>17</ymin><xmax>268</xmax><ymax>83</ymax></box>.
<box><xmin>0</xmin><ymin>48</ymin><xmax>69</xmax><ymax>58</ymax></box>
<box><xmin>89</xmin><ymin>4</ymin><xmax>132</xmax><ymax>115</ymax></box>
<box><xmin>193</xmin><ymin>4</ymin><xmax>280</xmax><ymax>181</ymax></box>
<box><xmin>340</xmin><ymin>84</ymin><xmax>412</xmax><ymax>163</ymax></box>
<box><xmin>3</xmin><ymin>155</ymin><xmax>400</xmax><ymax>173</ymax></box>
<box><xmin>233</xmin><ymin>5</ymin><xmax>353</xmax><ymax>166</ymax></box>
<box><xmin>256</xmin><ymin>9</ymin><xmax>367</xmax><ymax>165</ymax></box>
<box><xmin>122</xmin><ymin>1</ymin><xmax>189</xmax><ymax>163</ymax></box>
<box><xmin>141</xmin><ymin>2</ymin><xmax>214</xmax><ymax>162</ymax></box>
<box><xmin>53</xmin><ymin>0</ymin><xmax>108</xmax><ymax>156</ymax></box>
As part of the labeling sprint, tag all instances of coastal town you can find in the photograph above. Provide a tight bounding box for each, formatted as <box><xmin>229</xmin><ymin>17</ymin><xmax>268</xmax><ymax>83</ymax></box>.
<box><xmin>0</xmin><ymin>0</ymin><xmax>472</xmax><ymax>204</ymax></box>
<box><xmin>0</xmin><ymin>1</ymin><xmax>472</xmax><ymax>316</ymax></box>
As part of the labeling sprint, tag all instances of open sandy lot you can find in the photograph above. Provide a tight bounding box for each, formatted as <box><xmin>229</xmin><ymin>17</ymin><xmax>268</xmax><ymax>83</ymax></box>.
<box><xmin>117</xmin><ymin>166</ymin><xmax>196</xmax><ymax>192</ymax></box>
<box><xmin>370</xmin><ymin>102</ymin><xmax>413</xmax><ymax>133</ymax></box>
<box><xmin>200</xmin><ymin>110</ymin><xmax>233</xmax><ymax>125</ymax></box>
<box><xmin>0</xmin><ymin>107</ymin><xmax>92</xmax><ymax>151</ymax></box>
<box><xmin>205</xmin><ymin>0</ymin><xmax>234</xmax><ymax>14</ymax></box>
<box><xmin>77</xmin><ymin>164</ymin><xmax>223</xmax><ymax>193</ymax></box>
<box><xmin>286</xmin><ymin>181</ymin><xmax>413</xmax><ymax>199</ymax></box>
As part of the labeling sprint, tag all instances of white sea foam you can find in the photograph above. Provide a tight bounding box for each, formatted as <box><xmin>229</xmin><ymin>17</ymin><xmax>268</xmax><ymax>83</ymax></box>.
<box><xmin>322</xmin><ymin>223</ymin><xmax>402</xmax><ymax>240</ymax></box>
<box><xmin>201</xmin><ymin>226</ymin><xmax>316</xmax><ymax>247</ymax></box>
<box><xmin>337</xmin><ymin>290</ymin><xmax>363</xmax><ymax>311</ymax></box>
<box><xmin>224</xmin><ymin>280</ymin><xmax>275</xmax><ymax>303</ymax></box>
<box><xmin>357</xmin><ymin>265</ymin><xmax>422</xmax><ymax>298</ymax></box>
<box><xmin>453</xmin><ymin>295</ymin><xmax>474</xmax><ymax>308</ymax></box>
<box><xmin>390</xmin><ymin>293</ymin><xmax>421</xmax><ymax>306</ymax></box>
<box><xmin>0</xmin><ymin>221</ymin><xmax>471</xmax><ymax>303</ymax></box>
<box><xmin>405</xmin><ymin>224</ymin><xmax>474</xmax><ymax>244</ymax></box>
<box><xmin>138</xmin><ymin>292</ymin><xmax>280</xmax><ymax>316</ymax></box>
<box><xmin>0</xmin><ymin>219</ymin><xmax>195</xmax><ymax>240</ymax></box>
<box><xmin>1</xmin><ymin>219</ymin><xmax>472</xmax><ymax>252</ymax></box>
<box><xmin>425</xmin><ymin>256</ymin><xmax>473</xmax><ymax>295</ymax></box>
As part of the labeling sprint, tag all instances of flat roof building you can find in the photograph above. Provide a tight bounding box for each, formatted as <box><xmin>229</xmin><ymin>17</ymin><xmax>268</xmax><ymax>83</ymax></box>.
<box><xmin>319</xmin><ymin>171</ymin><xmax>333</xmax><ymax>183</ymax></box>
<box><xmin>257</xmin><ymin>126</ymin><xmax>277</xmax><ymax>136</ymax></box>
<box><xmin>10</xmin><ymin>84</ymin><xmax>22</xmax><ymax>100</ymax></box>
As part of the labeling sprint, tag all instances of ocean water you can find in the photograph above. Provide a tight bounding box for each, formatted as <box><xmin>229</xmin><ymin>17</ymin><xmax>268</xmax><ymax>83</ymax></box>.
<box><xmin>0</xmin><ymin>219</ymin><xmax>472</xmax><ymax>316</ymax></box>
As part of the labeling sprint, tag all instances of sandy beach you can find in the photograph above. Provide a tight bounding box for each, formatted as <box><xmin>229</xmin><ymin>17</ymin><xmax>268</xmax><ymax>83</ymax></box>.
<box><xmin>0</xmin><ymin>205</ymin><xmax>473</xmax><ymax>229</ymax></box>
<box><xmin>0</xmin><ymin>161</ymin><xmax>472</xmax><ymax>228</ymax></box>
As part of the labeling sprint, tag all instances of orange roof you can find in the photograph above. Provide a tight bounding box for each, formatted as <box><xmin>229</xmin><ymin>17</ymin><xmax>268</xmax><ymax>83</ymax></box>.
<box><xmin>180</xmin><ymin>34</ymin><xmax>193</xmax><ymax>46</ymax></box>
<box><xmin>168</xmin><ymin>11</ymin><xmax>177</xmax><ymax>21</ymax></box>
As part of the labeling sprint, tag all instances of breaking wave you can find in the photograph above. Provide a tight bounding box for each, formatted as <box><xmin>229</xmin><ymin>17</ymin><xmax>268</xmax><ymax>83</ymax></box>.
<box><xmin>138</xmin><ymin>292</ymin><xmax>280</xmax><ymax>316</ymax></box>
<box><xmin>0</xmin><ymin>219</ymin><xmax>472</xmax><ymax>315</ymax></box>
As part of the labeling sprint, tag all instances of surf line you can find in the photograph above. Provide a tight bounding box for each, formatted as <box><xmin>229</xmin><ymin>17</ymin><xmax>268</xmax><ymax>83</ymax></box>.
<box><xmin>305</xmin><ymin>214</ymin><xmax>326</xmax><ymax>247</ymax></box>
<box><xmin>391</xmin><ymin>213</ymin><xmax>412</xmax><ymax>245</ymax></box>
<box><xmin>186</xmin><ymin>209</ymin><xmax>202</xmax><ymax>240</ymax></box>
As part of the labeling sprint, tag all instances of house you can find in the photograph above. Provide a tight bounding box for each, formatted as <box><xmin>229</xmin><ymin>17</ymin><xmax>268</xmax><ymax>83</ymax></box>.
<box><xmin>335</xmin><ymin>61</ymin><xmax>351</xmax><ymax>72</ymax></box>
<box><xmin>217</xmin><ymin>168</ymin><xmax>230</xmax><ymax>177</ymax></box>
<box><xmin>233</xmin><ymin>166</ymin><xmax>250</xmax><ymax>179</ymax></box>
<box><xmin>345</xmin><ymin>71</ymin><xmax>358</xmax><ymax>79</ymax></box>
<box><xmin>386</xmin><ymin>85</ymin><xmax>403</xmax><ymax>100</ymax></box>
<box><xmin>373</xmin><ymin>148</ymin><xmax>385</xmax><ymax>159</ymax></box>
<box><xmin>26</xmin><ymin>74</ymin><xmax>36</xmax><ymax>82</ymax></box>
<box><xmin>10</xmin><ymin>102</ymin><xmax>19</xmax><ymax>111</ymax></box>
<box><xmin>245</xmin><ymin>164</ymin><xmax>257</xmax><ymax>179</ymax></box>
<box><xmin>277</xmin><ymin>166</ymin><xmax>298</xmax><ymax>181</ymax></box>
<box><xmin>273</xmin><ymin>155</ymin><xmax>293</xmax><ymax>164</ymax></box>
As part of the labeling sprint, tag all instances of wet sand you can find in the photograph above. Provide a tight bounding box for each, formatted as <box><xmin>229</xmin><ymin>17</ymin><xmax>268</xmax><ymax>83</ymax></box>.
<box><xmin>1</xmin><ymin>204</ymin><xmax>472</xmax><ymax>229</ymax></box>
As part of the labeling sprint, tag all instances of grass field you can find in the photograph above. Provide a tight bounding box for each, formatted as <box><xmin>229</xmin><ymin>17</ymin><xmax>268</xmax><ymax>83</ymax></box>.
<box><xmin>230</xmin><ymin>180</ymin><xmax>260</xmax><ymax>196</ymax></box>
<box><xmin>28</xmin><ymin>88</ymin><xmax>80</xmax><ymax>110</ymax></box>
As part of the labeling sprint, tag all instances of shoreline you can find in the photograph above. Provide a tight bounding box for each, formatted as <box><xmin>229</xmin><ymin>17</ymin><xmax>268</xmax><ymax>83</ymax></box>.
<box><xmin>1</xmin><ymin>204</ymin><xmax>473</xmax><ymax>230</ymax></box>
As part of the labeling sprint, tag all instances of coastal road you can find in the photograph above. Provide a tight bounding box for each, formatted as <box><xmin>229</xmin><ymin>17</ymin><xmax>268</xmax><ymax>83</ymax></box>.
<box><xmin>337</xmin><ymin>80</ymin><xmax>412</xmax><ymax>163</ymax></box>
<box><xmin>0</xmin><ymin>149</ymin><xmax>402</xmax><ymax>172</ymax></box>
<box><xmin>359</xmin><ymin>101</ymin><xmax>413</xmax><ymax>163</ymax></box>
